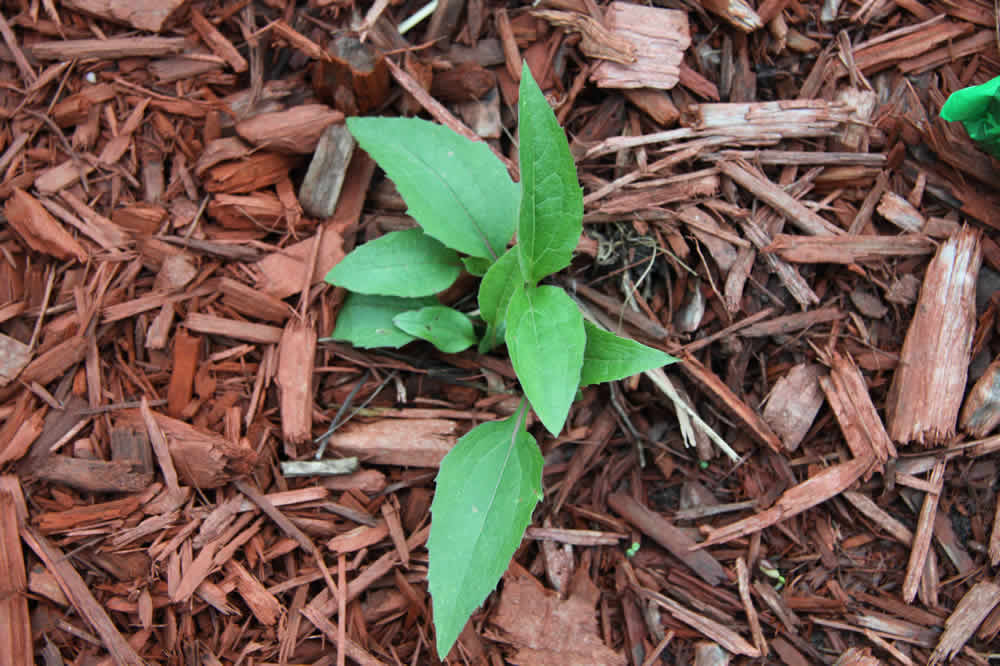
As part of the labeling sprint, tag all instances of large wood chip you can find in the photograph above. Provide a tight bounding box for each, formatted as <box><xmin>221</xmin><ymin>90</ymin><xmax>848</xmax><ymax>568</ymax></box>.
<box><xmin>887</xmin><ymin>228</ymin><xmax>982</xmax><ymax>444</ymax></box>
<box><xmin>5</xmin><ymin>188</ymin><xmax>88</xmax><ymax>262</ymax></box>
<box><xmin>590</xmin><ymin>2</ymin><xmax>690</xmax><ymax>89</ymax></box>
<box><xmin>485</xmin><ymin>563</ymin><xmax>627</xmax><ymax>665</ymax></box>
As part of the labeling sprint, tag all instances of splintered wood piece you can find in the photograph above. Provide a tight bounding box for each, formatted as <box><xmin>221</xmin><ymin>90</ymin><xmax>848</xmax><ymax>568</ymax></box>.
<box><xmin>887</xmin><ymin>228</ymin><xmax>982</xmax><ymax>445</ymax></box>
<box><xmin>532</xmin><ymin>10</ymin><xmax>637</xmax><ymax>64</ymax></box>
<box><xmin>991</xmin><ymin>500</ymin><xmax>1000</xmax><ymax>567</ymax></box>
<box><xmin>189</xmin><ymin>8</ymin><xmax>246</xmax><ymax>72</ymax></box>
<box><xmin>141</xmin><ymin>397</ymin><xmax>184</xmax><ymax>508</ymax></box>
<box><xmin>35</xmin><ymin>494</ymin><xmax>143</xmax><ymax>533</ymax></box>
<box><xmin>929</xmin><ymin>581</ymin><xmax>1000</xmax><ymax>665</ymax></box>
<box><xmin>327</xmin><ymin>419</ymin><xmax>458</xmax><ymax>467</ymax></box>
<box><xmin>227</xmin><ymin>560</ymin><xmax>282</xmax><ymax>625</ymax></box>
<box><xmin>5</xmin><ymin>188</ymin><xmax>88</xmax><ymax>262</ymax></box>
<box><xmin>235</xmin><ymin>105</ymin><xmax>344</xmax><ymax>155</ymax></box>
<box><xmin>167</xmin><ymin>328</ymin><xmax>199</xmax><ymax>417</ymax></box>
<box><xmin>878</xmin><ymin>192</ymin><xmax>926</xmax><ymax>232</ymax></box>
<box><xmin>327</xmin><ymin>521</ymin><xmax>389</xmax><ymax>553</ymax></box>
<box><xmin>30</xmin><ymin>456</ymin><xmax>152</xmax><ymax>493</ymax></box>
<box><xmin>183</xmin><ymin>312</ymin><xmax>283</xmax><ymax>344</ymax></box>
<box><xmin>0</xmin><ymin>407</ymin><xmax>44</xmax><ymax>466</ymax></box>
<box><xmin>960</xmin><ymin>356</ymin><xmax>1000</xmax><ymax>438</ymax></box>
<box><xmin>762</xmin><ymin>363</ymin><xmax>824</xmax><ymax>452</ymax></box>
<box><xmin>58</xmin><ymin>0</ymin><xmax>189</xmax><ymax>32</ymax></box>
<box><xmin>299</xmin><ymin>123</ymin><xmax>357</xmax><ymax>219</ymax></box>
<box><xmin>22</xmin><ymin>526</ymin><xmax>144</xmax><ymax>665</ymax></box>
<box><xmin>0</xmin><ymin>333</ymin><xmax>30</xmax><ymax>387</ymax></box>
<box><xmin>736</xmin><ymin>558</ymin><xmax>768</xmax><ymax>657</ymax></box>
<box><xmin>590</xmin><ymin>2</ymin><xmax>690</xmax><ymax>89</ymax></box>
<box><xmin>607</xmin><ymin>492</ymin><xmax>726</xmax><ymax>586</ymax></box>
<box><xmin>717</xmin><ymin>161</ymin><xmax>843</xmax><ymax>236</ymax></box>
<box><xmin>0</xmin><ymin>485</ymin><xmax>31</xmax><ymax>666</ymax></box>
<box><xmin>765</xmin><ymin>233</ymin><xmax>935</xmax><ymax>263</ymax></box>
<box><xmin>637</xmin><ymin>587</ymin><xmax>761</xmax><ymax>657</ymax></box>
<box><xmin>28</xmin><ymin>36</ymin><xmax>188</xmax><ymax>60</ymax></box>
<box><xmin>819</xmin><ymin>351</ymin><xmax>897</xmax><ymax>473</ymax></box>
<box><xmin>203</xmin><ymin>152</ymin><xmax>300</xmax><ymax>194</ymax></box>
<box><xmin>700</xmin><ymin>0</ymin><xmax>763</xmax><ymax>32</ymax></box>
<box><xmin>902</xmin><ymin>458</ymin><xmax>945</xmax><ymax>603</ymax></box>
<box><xmin>683</xmin><ymin>100</ymin><xmax>851</xmax><ymax>134</ymax></box>
<box><xmin>116</xmin><ymin>409</ymin><xmax>256</xmax><ymax>488</ymax></box>
<box><xmin>20</xmin><ymin>336</ymin><xmax>86</xmax><ymax>387</ymax></box>
<box><xmin>277</xmin><ymin>317</ymin><xmax>316</xmax><ymax>446</ymax></box>
<box><xmin>207</xmin><ymin>192</ymin><xmax>284</xmax><ymax>229</ymax></box>
<box><xmin>623</xmin><ymin>88</ymin><xmax>680</xmax><ymax>126</ymax></box>
<box><xmin>217</xmin><ymin>278</ymin><xmax>293</xmax><ymax>324</ymax></box>
<box><xmin>697</xmin><ymin>454</ymin><xmax>873</xmax><ymax>548</ymax></box>
<box><xmin>679</xmin><ymin>353</ymin><xmax>783</xmax><ymax>453</ymax></box>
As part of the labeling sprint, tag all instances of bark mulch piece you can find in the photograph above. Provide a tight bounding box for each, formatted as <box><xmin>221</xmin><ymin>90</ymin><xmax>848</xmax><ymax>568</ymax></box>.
<box><xmin>1</xmin><ymin>0</ymin><xmax>999</xmax><ymax>663</ymax></box>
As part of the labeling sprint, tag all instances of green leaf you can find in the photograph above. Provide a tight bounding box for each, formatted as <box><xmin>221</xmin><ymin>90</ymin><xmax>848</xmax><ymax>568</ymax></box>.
<box><xmin>477</xmin><ymin>248</ymin><xmax>523</xmax><ymax>351</ymax></box>
<box><xmin>347</xmin><ymin>116</ymin><xmax>519</xmax><ymax>259</ymax></box>
<box><xmin>329</xmin><ymin>293</ymin><xmax>436</xmax><ymax>348</ymax></box>
<box><xmin>505</xmin><ymin>285</ymin><xmax>585</xmax><ymax>435</ymax></box>
<box><xmin>393</xmin><ymin>306</ymin><xmax>478</xmax><ymax>354</ymax></box>
<box><xmin>940</xmin><ymin>75</ymin><xmax>1000</xmax><ymax>158</ymax></box>
<box><xmin>516</xmin><ymin>63</ymin><xmax>583</xmax><ymax>284</ymax></box>
<box><xmin>462</xmin><ymin>256</ymin><xmax>494</xmax><ymax>277</ymax></box>
<box><xmin>428</xmin><ymin>403</ymin><xmax>543</xmax><ymax>659</ymax></box>
<box><xmin>580</xmin><ymin>320</ymin><xmax>679</xmax><ymax>386</ymax></box>
<box><xmin>325</xmin><ymin>229</ymin><xmax>461</xmax><ymax>297</ymax></box>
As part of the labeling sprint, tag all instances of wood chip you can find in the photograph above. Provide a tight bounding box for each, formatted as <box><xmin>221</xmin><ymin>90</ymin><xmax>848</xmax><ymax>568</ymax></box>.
<box><xmin>887</xmin><ymin>228</ymin><xmax>982</xmax><ymax>444</ymax></box>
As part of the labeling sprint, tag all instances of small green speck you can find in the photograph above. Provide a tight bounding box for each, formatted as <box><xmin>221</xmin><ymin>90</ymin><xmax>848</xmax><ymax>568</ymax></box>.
<box><xmin>626</xmin><ymin>542</ymin><xmax>640</xmax><ymax>557</ymax></box>
<box><xmin>699</xmin><ymin>460</ymin><xmax>709</xmax><ymax>470</ymax></box>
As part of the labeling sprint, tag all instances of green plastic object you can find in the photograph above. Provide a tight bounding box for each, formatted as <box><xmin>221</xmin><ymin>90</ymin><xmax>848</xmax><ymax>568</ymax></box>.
<box><xmin>940</xmin><ymin>75</ymin><xmax>1000</xmax><ymax>158</ymax></box>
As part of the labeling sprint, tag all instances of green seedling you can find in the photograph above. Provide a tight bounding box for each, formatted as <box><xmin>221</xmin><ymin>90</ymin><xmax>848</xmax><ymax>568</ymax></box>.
<box><xmin>940</xmin><ymin>75</ymin><xmax>1000</xmax><ymax>158</ymax></box>
<box><xmin>325</xmin><ymin>62</ymin><xmax>679</xmax><ymax>658</ymax></box>
<box><xmin>759</xmin><ymin>560</ymin><xmax>786</xmax><ymax>590</ymax></box>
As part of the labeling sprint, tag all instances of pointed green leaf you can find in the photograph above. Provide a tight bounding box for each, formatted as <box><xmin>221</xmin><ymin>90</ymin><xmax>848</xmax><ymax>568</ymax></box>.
<box><xmin>328</xmin><ymin>293</ymin><xmax>436</xmax><ymax>348</ymax></box>
<box><xmin>325</xmin><ymin>229</ymin><xmax>461</xmax><ymax>297</ymax></box>
<box><xmin>478</xmin><ymin>247</ymin><xmax>523</xmax><ymax>325</ymax></box>
<box><xmin>516</xmin><ymin>64</ymin><xmax>583</xmax><ymax>284</ymax></box>
<box><xmin>580</xmin><ymin>320</ymin><xmax>679</xmax><ymax>386</ymax></box>
<box><xmin>347</xmin><ymin>116</ymin><xmax>519</xmax><ymax>259</ymax></box>
<box><xmin>505</xmin><ymin>285</ymin><xmax>585</xmax><ymax>435</ymax></box>
<box><xmin>478</xmin><ymin>247</ymin><xmax>523</xmax><ymax>352</ymax></box>
<box><xmin>393</xmin><ymin>306</ymin><xmax>477</xmax><ymax>354</ymax></box>
<box><xmin>428</xmin><ymin>404</ymin><xmax>543</xmax><ymax>659</ymax></box>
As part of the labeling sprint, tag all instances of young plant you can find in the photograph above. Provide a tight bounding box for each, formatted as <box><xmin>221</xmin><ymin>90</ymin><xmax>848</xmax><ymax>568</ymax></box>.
<box><xmin>940</xmin><ymin>75</ymin><xmax>1000</xmax><ymax>158</ymax></box>
<box><xmin>325</xmin><ymin>63</ymin><xmax>678</xmax><ymax>658</ymax></box>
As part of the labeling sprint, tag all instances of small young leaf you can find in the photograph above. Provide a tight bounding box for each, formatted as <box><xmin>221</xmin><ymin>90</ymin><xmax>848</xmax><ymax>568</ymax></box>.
<box><xmin>505</xmin><ymin>285</ymin><xmax>585</xmax><ymax>435</ymax></box>
<box><xmin>478</xmin><ymin>248</ymin><xmax>522</xmax><ymax>325</ymax></box>
<box><xmin>580</xmin><ymin>320</ymin><xmax>679</xmax><ymax>386</ymax></box>
<box><xmin>329</xmin><ymin>293</ymin><xmax>437</xmax><ymax>349</ymax></box>
<box><xmin>516</xmin><ymin>63</ymin><xmax>583</xmax><ymax>284</ymax></box>
<box><xmin>347</xmin><ymin>116</ymin><xmax>519</xmax><ymax>259</ymax></box>
<box><xmin>428</xmin><ymin>403</ymin><xmax>543</xmax><ymax>659</ymax></box>
<box><xmin>478</xmin><ymin>247</ymin><xmax>523</xmax><ymax>351</ymax></box>
<box><xmin>393</xmin><ymin>306</ymin><xmax>478</xmax><ymax>354</ymax></box>
<box><xmin>325</xmin><ymin>229</ymin><xmax>461</xmax><ymax>297</ymax></box>
<box><xmin>462</xmin><ymin>256</ymin><xmax>493</xmax><ymax>277</ymax></box>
